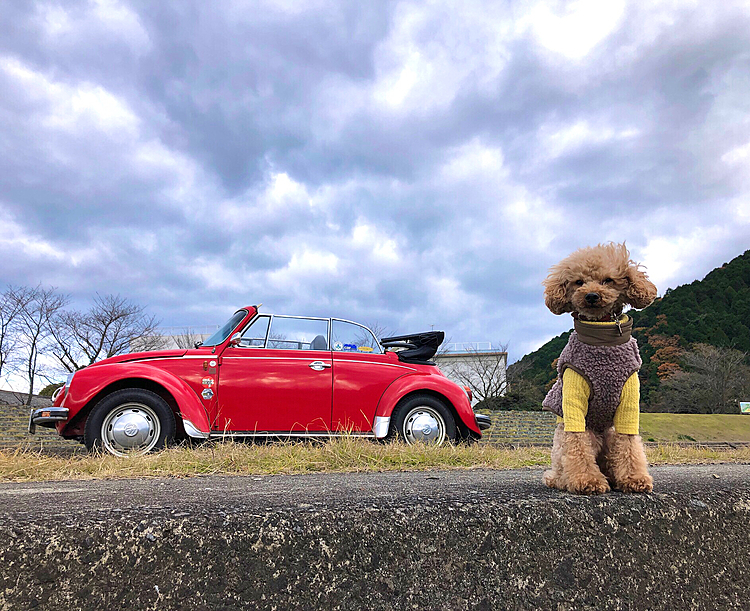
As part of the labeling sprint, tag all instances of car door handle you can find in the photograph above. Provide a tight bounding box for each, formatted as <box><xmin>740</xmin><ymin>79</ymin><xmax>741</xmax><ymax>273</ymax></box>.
<box><xmin>309</xmin><ymin>361</ymin><xmax>331</xmax><ymax>371</ymax></box>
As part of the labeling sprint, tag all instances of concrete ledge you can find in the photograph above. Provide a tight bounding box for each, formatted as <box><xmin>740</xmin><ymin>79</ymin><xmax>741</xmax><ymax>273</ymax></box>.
<box><xmin>1</xmin><ymin>465</ymin><xmax>749</xmax><ymax>610</ymax></box>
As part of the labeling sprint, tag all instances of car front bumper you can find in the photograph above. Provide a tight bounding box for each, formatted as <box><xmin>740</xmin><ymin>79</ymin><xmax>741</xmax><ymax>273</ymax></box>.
<box><xmin>474</xmin><ymin>413</ymin><xmax>491</xmax><ymax>431</ymax></box>
<box><xmin>28</xmin><ymin>407</ymin><xmax>69</xmax><ymax>434</ymax></box>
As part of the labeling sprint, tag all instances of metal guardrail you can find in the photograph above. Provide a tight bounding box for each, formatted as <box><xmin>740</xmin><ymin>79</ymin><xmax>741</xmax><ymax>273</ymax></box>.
<box><xmin>440</xmin><ymin>342</ymin><xmax>502</xmax><ymax>353</ymax></box>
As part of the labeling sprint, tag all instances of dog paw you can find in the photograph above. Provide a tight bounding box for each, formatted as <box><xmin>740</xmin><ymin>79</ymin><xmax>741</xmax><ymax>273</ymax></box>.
<box><xmin>566</xmin><ymin>474</ymin><xmax>610</xmax><ymax>495</ymax></box>
<box><xmin>615</xmin><ymin>474</ymin><xmax>653</xmax><ymax>493</ymax></box>
<box><xmin>543</xmin><ymin>470</ymin><xmax>564</xmax><ymax>490</ymax></box>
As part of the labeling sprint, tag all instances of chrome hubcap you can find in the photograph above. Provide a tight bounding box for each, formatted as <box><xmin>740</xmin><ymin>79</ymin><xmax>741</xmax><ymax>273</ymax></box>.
<box><xmin>403</xmin><ymin>406</ymin><xmax>446</xmax><ymax>445</ymax></box>
<box><xmin>101</xmin><ymin>402</ymin><xmax>160</xmax><ymax>457</ymax></box>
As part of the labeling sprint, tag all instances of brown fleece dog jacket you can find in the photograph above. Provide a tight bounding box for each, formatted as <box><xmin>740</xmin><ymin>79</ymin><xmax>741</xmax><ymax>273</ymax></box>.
<box><xmin>542</xmin><ymin>316</ymin><xmax>642</xmax><ymax>432</ymax></box>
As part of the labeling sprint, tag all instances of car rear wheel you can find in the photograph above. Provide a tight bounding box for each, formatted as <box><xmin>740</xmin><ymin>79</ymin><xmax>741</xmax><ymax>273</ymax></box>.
<box><xmin>84</xmin><ymin>389</ymin><xmax>176</xmax><ymax>457</ymax></box>
<box><xmin>388</xmin><ymin>394</ymin><xmax>456</xmax><ymax>446</ymax></box>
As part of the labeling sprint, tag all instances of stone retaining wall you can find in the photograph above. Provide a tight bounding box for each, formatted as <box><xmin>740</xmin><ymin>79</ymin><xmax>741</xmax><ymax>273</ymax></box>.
<box><xmin>0</xmin><ymin>402</ymin><xmax>80</xmax><ymax>453</ymax></box>
<box><xmin>0</xmin><ymin>403</ymin><xmax>556</xmax><ymax>450</ymax></box>
<box><xmin>480</xmin><ymin>410</ymin><xmax>557</xmax><ymax>444</ymax></box>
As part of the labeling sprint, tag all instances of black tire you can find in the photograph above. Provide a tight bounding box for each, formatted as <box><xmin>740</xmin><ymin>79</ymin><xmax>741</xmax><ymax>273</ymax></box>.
<box><xmin>387</xmin><ymin>394</ymin><xmax>457</xmax><ymax>446</ymax></box>
<box><xmin>84</xmin><ymin>388</ymin><xmax>176</xmax><ymax>457</ymax></box>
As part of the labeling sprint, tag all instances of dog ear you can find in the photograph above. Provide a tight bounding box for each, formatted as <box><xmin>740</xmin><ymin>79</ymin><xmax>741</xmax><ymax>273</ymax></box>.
<box><xmin>626</xmin><ymin>265</ymin><xmax>657</xmax><ymax>309</ymax></box>
<box><xmin>543</xmin><ymin>273</ymin><xmax>571</xmax><ymax>315</ymax></box>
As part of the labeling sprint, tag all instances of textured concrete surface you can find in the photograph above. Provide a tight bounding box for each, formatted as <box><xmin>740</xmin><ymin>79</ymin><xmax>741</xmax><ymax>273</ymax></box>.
<box><xmin>1</xmin><ymin>465</ymin><xmax>750</xmax><ymax>610</ymax></box>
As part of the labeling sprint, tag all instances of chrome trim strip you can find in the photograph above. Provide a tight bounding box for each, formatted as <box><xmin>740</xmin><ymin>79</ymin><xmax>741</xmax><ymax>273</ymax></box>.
<box><xmin>373</xmin><ymin>415</ymin><xmax>391</xmax><ymax>438</ymax></box>
<box><xmin>183</xmin><ymin>419</ymin><xmax>210</xmax><ymax>439</ymax></box>
<box><xmin>209</xmin><ymin>431</ymin><xmax>376</xmax><ymax>439</ymax></box>
<box><xmin>332</xmin><ymin>358</ymin><xmax>416</xmax><ymax>370</ymax></box>
<box><xmin>221</xmin><ymin>356</ymin><xmax>412</xmax><ymax>369</ymax></box>
<box><xmin>94</xmin><ymin>355</ymin><xmax>195</xmax><ymax>366</ymax></box>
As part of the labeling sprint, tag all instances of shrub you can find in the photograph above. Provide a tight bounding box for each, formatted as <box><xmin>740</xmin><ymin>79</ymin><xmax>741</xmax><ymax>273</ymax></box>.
<box><xmin>39</xmin><ymin>382</ymin><xmax>64</xmax><ymax>397</ymax></box>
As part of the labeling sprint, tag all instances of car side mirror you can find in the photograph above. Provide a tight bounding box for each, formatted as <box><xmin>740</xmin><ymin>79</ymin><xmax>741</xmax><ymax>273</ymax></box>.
<box><xmin>229</xmin><ymin>332</ymin><xmax>242</xmax><ymax>347</ymax></box>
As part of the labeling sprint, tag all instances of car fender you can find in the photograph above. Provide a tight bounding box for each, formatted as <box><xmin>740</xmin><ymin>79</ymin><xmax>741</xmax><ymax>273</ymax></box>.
<box><xmin>374</xmin><ymin>373</ymin><xmax>480</xmax><ymax>436</ymax></box>
<box><xmin>61</xmin><ymin>363</ymin><xmax>211</xmax><ymax>436</ymax></box>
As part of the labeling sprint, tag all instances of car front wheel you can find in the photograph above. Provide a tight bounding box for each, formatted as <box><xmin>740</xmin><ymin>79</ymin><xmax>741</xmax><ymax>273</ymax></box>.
<box><xmin>84</xmin><ymin>389</ymin><xmax>176</xmax><ymax>457</ymax></box>
<box><xmin>388</xmin><ymin>394</ymin><xmax>456</xmax><ymax>446</ymax></box>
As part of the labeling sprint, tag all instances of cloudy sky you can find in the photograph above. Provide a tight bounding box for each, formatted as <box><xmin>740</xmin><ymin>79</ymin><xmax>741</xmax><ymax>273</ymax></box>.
<box><xmin>1</xmin><ymin>0</ymin><xmax>749</xmax><ymax>361</ymax></box>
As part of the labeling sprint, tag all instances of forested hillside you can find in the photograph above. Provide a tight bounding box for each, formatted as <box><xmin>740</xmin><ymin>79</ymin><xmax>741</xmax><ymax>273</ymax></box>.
<box><xmin>508</xmin><ymin>249</ymin><xmax>750</xmax><ymax>411</ymax></box>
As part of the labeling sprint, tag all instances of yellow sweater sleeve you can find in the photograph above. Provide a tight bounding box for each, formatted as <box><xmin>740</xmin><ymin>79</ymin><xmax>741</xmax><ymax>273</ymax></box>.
<box><xmin>613</xmin><ymin>373</ymin><xmax>640</xmax><ymax>435</ymax></box>
<box><xmin>561</xmin><ymin>368</ymin><xmax>589</xmax><ymax>432</ymax></box>
<box><xmin>558</xmin><ymin>370</ymin><xmax>641</xmax><ymax>434</ymax></box>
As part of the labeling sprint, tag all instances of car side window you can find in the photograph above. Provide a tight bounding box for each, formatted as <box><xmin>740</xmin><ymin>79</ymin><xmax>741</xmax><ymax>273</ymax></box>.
<box><xmin>239</xmin><ymin>315</ymin><xmax>270</xmax><ymax>347</ymax></box>
<box><xmin>267</xmin><ymin>317</ymin><xmax>330</xmax><ymax>350</ymax></box>
<box><xmin>331</xmin><ymin>320</ymin><xmax>382</xmax><ymax>354</ymax></box>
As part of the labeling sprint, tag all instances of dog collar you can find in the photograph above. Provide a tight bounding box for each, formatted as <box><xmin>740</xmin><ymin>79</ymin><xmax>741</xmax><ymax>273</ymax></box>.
<box><xmin>573</xmin><ymin>315</ymin><xmax>633</xmax><ymax>346</ymax></box>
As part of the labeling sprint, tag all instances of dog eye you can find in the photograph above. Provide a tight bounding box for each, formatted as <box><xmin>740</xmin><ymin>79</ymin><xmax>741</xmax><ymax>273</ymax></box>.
<box><xmin>602</xmin><ymin>278</ymin><xmax>613</xmax><ymax>284</ymax></box>
<box><xmin>575</xmin><ymin>280</ymin><xmax>584</xmax><ymax>286</ymax></box>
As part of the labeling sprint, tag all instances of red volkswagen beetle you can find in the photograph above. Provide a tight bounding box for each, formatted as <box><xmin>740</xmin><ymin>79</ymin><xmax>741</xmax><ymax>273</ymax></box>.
<box><xmin>29</xmin><ymin>306</ymin><xmax>490</xmax><ymax>456</ymax></box>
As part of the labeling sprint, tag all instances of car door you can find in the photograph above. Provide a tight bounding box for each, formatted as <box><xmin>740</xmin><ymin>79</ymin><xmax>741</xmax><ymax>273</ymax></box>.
<box><xmin>216</xmin><ymin>315</ymin><xmax>333</xmax><ymax>433</ymax></box>
<box><xmin>330</xmin><ymin>319</ymin><xmax>412</xmax><ymax>432</ymax></box>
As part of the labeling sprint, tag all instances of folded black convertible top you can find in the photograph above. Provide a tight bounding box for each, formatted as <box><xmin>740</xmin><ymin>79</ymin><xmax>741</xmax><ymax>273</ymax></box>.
<box><xmin>380</xmin><ymin>331</ymin><xmax>445</xmax><ymax>364</ymax></box>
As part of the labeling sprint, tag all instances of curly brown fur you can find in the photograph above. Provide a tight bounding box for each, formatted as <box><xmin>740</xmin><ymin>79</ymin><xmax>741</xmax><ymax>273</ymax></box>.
<box><xmin>544</xmin><ymin>424</ymin><xmax>610</xmax><ymax>494</ymax></box>
<box><xmin>542</xmin><ymin>242</ymin><xmax>656</xmax><ymax>493</ymax></box>
<box><xmin>542</xmin><ymin>242</ymin><xmax>657</xmax><ymax>321</ymax></box>
<box><xmin>602</xmin><ymin>427</ymin><xmax>653</xmax><ymax>493</ymax></box>
<box><xmin>542</xmin><ymin>423</ymin><xmax>565</xmax><ymax>490</ymax></box>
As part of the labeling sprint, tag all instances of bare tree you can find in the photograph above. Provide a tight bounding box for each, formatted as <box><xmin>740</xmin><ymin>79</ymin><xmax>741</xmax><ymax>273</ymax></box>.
<box><xmin>657</xmin><ymin>344</ymin><xmax>750</xmax><ymax>414</ymax></box>
<box><xmin>365</xmin><ymin>321</ymin><xmax>398</xmax><ymax>343</ymax></box>
<box><xmin>0</xmin><ymin>285</ymin><xmax>34</xmax><ymax>381</ymax></box>
<box><xmin>437</xmin><ymin>342</ymin><xmax>509</xmax><ymax>403</ymax></box>
<box><xmin>50</xmin><ymin>294</ymin><xmax>161</xmax><ymax>372</ymax></box>
<box><xmin>174</xmin><ymin>328</ymin><xmax>203</xmax><ymax>350</ymax></box>
<box><xmin>16</xmin><ymin>286</ymin><xmax>69</xmax><ymax>404</ymax></box>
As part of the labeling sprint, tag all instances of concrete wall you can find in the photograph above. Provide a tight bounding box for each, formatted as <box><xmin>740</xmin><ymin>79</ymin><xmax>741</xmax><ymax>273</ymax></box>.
<box><xmin>435</xmin><ymin>351</ymin><xmax>507</xmax><ymax>406</ymax></box>
<box><xmin>1</xmin><ymin>466</ymin><xmax>748</xmax><ymax>610</ymax></box>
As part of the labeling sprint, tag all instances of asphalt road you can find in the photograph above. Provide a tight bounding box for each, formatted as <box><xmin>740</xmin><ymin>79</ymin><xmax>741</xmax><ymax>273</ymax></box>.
<box><xmin>1</xmin><ymin>463</ymin><xmax>748</xmax><ymax>523</ymax></box>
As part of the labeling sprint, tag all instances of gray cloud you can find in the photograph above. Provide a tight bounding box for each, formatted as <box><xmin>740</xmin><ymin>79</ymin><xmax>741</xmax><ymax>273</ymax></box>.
<box><xmin>1</xmin><ymin>0</ymin><xmax>749</xmax><ymax>362</ymax></box>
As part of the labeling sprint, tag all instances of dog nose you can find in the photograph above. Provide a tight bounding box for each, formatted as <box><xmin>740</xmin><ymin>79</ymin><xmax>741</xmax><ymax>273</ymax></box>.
<box><xmin>585</xmin><ymin>292</ymin><xmax>600</xmax><ymax>304</ymax></box>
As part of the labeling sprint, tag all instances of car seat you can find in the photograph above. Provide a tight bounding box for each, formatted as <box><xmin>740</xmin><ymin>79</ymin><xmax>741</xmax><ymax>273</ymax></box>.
<box><xmin>310</xmin><ymin>335</ymin><xmax>328</xmax><ymax>350</ymax></box>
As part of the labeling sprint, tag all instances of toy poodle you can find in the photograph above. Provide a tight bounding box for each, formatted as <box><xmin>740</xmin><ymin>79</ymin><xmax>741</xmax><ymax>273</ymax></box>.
<box><xmin>541</xmin><ymin>242</ymin><xmax>657</xmax><ymax>494</ymax></box>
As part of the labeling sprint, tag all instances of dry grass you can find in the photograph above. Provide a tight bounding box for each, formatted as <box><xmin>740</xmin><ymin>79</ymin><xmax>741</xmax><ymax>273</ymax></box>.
<box><xmin>646</xmin><ymin>443</ymin><xmax>750</xmax><ymax>465</ymax></box>
<box><xmin>0</xmin><ymin>439</ymin><xmax>748</xmax><ymax>483</ymax></box>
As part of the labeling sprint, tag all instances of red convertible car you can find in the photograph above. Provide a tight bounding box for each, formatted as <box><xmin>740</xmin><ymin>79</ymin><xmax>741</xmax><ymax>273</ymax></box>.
<box><xmin>29</xmin><ymin>306</ymin><xmax>490</xmax><ymax>456</ymax></box>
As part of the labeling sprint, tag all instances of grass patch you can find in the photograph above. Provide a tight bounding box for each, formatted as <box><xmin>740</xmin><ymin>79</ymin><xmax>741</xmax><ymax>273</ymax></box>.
<box><xmin>640</xmin><ymin>413</ymin><xmax>750</xmax><ymax>442</ymax></box>
<box><xmin>0</xmin><ymin>438</ymin><xmax>748</xmax><ymax>482</ymax></box>
<box><xmin>647</xmin><ymin>443</ymin><xmax>750</xmax><ymax>465</ymax></box>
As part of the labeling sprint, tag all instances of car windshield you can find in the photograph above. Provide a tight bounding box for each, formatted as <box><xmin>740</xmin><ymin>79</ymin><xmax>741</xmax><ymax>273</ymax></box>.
<box><xmin>202</xmin><ymin>310</ymin><xmax>248</xmax><ymax>347</ymax></box>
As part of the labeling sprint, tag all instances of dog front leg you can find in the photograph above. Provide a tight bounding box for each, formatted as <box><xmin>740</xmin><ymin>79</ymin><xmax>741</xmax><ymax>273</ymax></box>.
<box><xmin>560</xmin><ymin>429</ymin><xmax>610</xmax><ymax>494</ymax></box>
<box><xmin>604</xmin><ymin>428</ymin><xmax>653</xmax><ymax>493</ymax></box>
<box><xmin>543</xmin><ymin>423</ymin><xmax>566</xmax><ymax>490</ymax></box>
